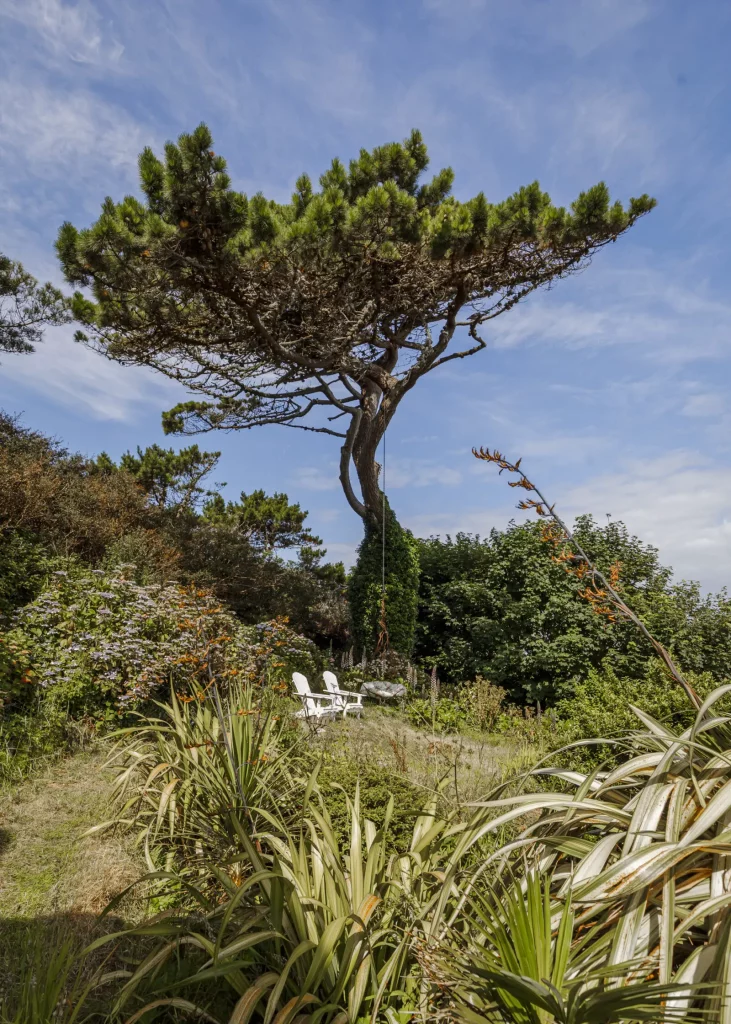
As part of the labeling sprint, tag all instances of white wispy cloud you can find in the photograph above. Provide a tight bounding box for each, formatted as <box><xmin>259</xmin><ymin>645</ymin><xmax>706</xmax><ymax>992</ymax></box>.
<box><xmin>562</xmin><ymin>451</ymin><xmax>731</xmax><ymax>590</ymax></box>
<box><xmin>539</xmin><ymin>0</ymin><xmax>653</xmax><ymax>59</ymax></box>
<box><xmin>485</xmin><ymin>263</ymin><xmax>731</xmax><ymax>363</ymax></box>
<box><xmin>387</xmin><ymin>458</ymin><xmax>462</xmax><ymax>489</ymax></box>
<box><xmin>682</xmin><ymin>393</ymin><xmax>726</xmax><ymax>418</ymax></box>
<box><xmin>0</xmin><ymin>80</ymin><xmax>150</xmax><ymax>186</ymax></box>
<box><xmin>0</xmin><ymin>326</ymin><xmax>182</xmax><ymax>422</ymax></box>
<box><xmin>294</xmin><ymin>466</ymin><xmax>340</xmax><ymax>492</ymax></box>
<box><xmin>558</xmin><ymin>85</ymin><xmax>661</xmax><ymax>183</ymax></box>
<box><xmin>0</xmin><ymin>0</ymin><xmax>123</xmax><ymax>66</ymax></box>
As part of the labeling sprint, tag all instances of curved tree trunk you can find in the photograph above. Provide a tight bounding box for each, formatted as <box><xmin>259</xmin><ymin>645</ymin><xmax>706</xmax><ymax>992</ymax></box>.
<box><xmin>340</xmin><ymin>374</ymin><xmax>400</xmax><ymax>525</ymax></box>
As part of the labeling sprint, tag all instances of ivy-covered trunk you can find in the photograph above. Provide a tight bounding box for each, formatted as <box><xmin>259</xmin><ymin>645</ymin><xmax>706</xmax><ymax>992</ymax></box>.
<box><xmin>347</xmin><ymin>499</ymin><xmax>419</xmax><ymax>658</ymax></box>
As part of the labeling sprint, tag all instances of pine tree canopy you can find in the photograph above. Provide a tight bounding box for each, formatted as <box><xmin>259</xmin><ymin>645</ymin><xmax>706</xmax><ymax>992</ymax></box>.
<box><xmin>56</xmin><ymin>124</ymin><xmax>655</xmax><ymax>523</ymax></box>
<box><xmin>96</xmin><ymin>442</ymin><xmax>221</xmax><ymax>512</ymax></box>
<box><xmin>202</xmin><ymin>488</ymin><xmax>321</xmax><ymax>553</ymax></box>
<box><xmin>0</xmin><ymin>253</ymin><xmax>70</xmax><ymax>355</ymax></box>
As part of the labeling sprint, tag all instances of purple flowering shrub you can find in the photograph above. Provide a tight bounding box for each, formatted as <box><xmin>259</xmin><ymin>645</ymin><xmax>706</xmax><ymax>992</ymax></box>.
<box><xmin>0</xmin><ymin>563</ymin><xmax>250</xmax><ymax>721</ymax></box>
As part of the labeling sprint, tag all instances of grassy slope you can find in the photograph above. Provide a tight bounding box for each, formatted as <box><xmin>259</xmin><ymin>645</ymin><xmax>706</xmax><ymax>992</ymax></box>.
<box><xmin>0</xmin><ymin>745</ymin><xmax>142</xmax><ymax>988</ymax></box>
<box><xmin>313</xmin><ymin>707</ymin><xmax>537</xmax><ymax>811</ymax></box>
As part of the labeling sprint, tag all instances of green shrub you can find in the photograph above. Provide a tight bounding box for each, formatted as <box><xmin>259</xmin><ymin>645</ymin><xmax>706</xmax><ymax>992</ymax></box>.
<box><xmin>105</xmin><ymin>679</ymin><xmax>301</xmax><ymax>868</ymax></box>
<box><xmin>406</xmin><ymin>695</ymin><xmax>467</xmax><ymax>733</ymax></box>
<box><xmin>314</xmin><ymin>753</ymin><xmax>425</xmax><ymax>854</ymax></box>
<box><xmin>414</xmin><ymin>519</ymin><xmax>731</xmax><ymax>702</ymax></box>
<box><xmin>0</xmin><ymin>711</ymin><xmax>68</xmax><ymax>786</ymax></box>
<box><xmin>552</xmin><ymin>657</ymin><xmax>726</xmax><ymax>766</ymax></box>
<box><xmin>463</xmin><ymin>676</ymin><xmax>507</xmax><ymax>732</ymax></box>
<box><xmin>0</xmin><ymin>532</ymin><xmax>54</xmax><ymax>622</ymax></box>
<box><xmin>242</xmin><ymin>615</ymin><xmax>323</xmax><ymax>685</ymax></box>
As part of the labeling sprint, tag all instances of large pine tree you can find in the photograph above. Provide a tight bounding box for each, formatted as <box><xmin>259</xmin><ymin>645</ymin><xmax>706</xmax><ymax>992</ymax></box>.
<box><xmin>57</xmin><ymin>125</ymin><xmax>654</xmax><ymax>653</ymax></box>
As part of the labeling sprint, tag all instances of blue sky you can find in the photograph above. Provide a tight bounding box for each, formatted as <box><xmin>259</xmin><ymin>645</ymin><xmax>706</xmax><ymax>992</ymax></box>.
<box><xmin>1</xmin><ymin>0</ymin><xmax>730</xmax><ymax>588</ymax></box>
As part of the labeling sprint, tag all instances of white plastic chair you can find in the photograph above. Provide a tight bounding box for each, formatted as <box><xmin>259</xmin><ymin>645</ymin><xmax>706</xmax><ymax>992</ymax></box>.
<box><xmin>291</xmin><ymin>672</ymin><xmax>337</xmax><ymax>724</ymax></box>
<box><xmin>322</xmin><ymin>670</ymin><xmax>364</xmax><ymax>717</ymax></box>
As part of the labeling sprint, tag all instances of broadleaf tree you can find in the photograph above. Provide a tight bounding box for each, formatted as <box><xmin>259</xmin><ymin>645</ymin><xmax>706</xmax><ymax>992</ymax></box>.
<box><xmin>56</xmin><ymin>124</ymin><xmax>655</xmax><ymax>654</ymax></box>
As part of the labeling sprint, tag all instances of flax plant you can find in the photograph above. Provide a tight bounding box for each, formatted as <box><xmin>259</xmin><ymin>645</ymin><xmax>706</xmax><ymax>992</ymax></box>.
<box><xmin>435</xmin><ymin>687</ymin><xmax>731</xmax><ymax>1021</ymax></box>
<box><xmin>96</xmin><ymin>679</ymin><xmax>300</xmax><ymax>870</ymax></box>
<box><xmin>94</xmin><ymin>785</ymin><xmax>458</xmax><ymax>1023</ymax></box>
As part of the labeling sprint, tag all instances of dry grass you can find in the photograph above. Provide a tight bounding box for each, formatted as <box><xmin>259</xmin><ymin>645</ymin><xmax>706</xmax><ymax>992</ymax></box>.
<box><xmin>0</xmin><ymin>743</ymin><xmax>144</xmax><ymax>996</ymax></box>
<box><xmin>0</xmin><ymin>745</ymin><xmax>141</xmax><ymax>918</ymax></box>
<box><xmin>312</xmin><ymin>708</ymin><xmax>539</xmax><ymax>813</ymax></box>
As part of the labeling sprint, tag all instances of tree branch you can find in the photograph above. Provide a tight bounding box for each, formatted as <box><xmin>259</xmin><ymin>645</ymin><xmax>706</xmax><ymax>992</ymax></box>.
<box><xmin>431</xmin><ymin>323</ymin><xmax>487</xmax><ymax>369</ymax></box>
<box><xmin>339</xmin><ymin>409</ymin><xmax>367</xmax><ymax>519</ymax></box>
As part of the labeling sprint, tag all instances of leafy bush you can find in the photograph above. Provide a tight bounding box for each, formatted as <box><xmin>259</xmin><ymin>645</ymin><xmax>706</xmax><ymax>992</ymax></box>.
<box><xmin>407</xmin><ymin>695</ymin><xmax>467</xmax><ymax>733</ymax></box>
<box><xmin>406</xmin><ymin>678</ymin><xmax>507</xmax><ymax>735</ymax></box>
<box><xmin>242</xmin><ymin>615</ymin><xmax>323</xmax><ymax>684</ymax></box>
<box><xmin>103</xmin><ymin>679</ymin><xmax>301</xmax><ymax>869</ymax></box>
<box><xmin>314</xmin><ymin>753</ymin><xmax>425</xmax><ymax>854</ymax></box>
<box><xmin>415</xmin><ymin>518</ymin><xmax>731</xmax><ymax>702</ymax></box>
<box><xmin>0</xmin><ymin>532</ymin><xmax>54</xmax><ymax>623</ymax></box>
<box><xmin>551</xmin><ymin>658</ymin><xmax>726</xmax><ymax>767</ymax></box>
<box><xmin>98</xmin><ymin>783</ymin><xmax>456</xmax><ymax>1024</ymax></box>
<box><xmin>0</xmin><ymin>413</ymin><xmax>167</xmax><ymax>570</ymax></box>
<box><xmin>465</xmin><ymin>676</ymin><xmax>507</xmax><ymax>732</ymax></box>
<box><xmin>447</xmin><ymin>686</ymin><xmax>731</xmax><ymax>1021</ymax></box>
<box><xmin>0</xmin><ymin>711</ymin><xmax>69</xmax><ymax>786</ymax></box>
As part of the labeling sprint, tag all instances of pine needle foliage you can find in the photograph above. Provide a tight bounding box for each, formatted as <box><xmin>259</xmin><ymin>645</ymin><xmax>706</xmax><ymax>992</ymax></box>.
<box><xmin>56</xmin><ymin>124</ymin><xmax>655</xmax><ymax>533</ymax></box>
<box><xmin>0</xmin><ymin>253</ymin><xmax>69</xmax><ymax>355</ymax></box>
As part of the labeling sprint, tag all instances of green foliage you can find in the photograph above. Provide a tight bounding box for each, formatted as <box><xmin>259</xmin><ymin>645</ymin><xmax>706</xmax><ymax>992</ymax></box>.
<box><xmin>242</xmin><ymin>615</ymin><xmax>323</xmax><ymax>684</ymax></box>
<box><xmin>0</xmin><ymin>531</ymin><xmax>53</xmax><ymax>622</ymax></box>
<box><xmin>0</xmin><ymin>413</ymin><xmax>169</xmax><ymax>570</ymax></box>
<box><xmin>0</xmin><ymin>412</ymin><xmax>348</xmax><ymax>646</ymax></box>
<box><xmin>203</xmin><ymin>487</ymin><xmax>321</xmax><ymax>552</ymax></box>
<box><xmin>552</xmin><ymin>658</ymin><xmax>724</xmax><ymax>767</ymax></box>
<box><xmin>0</xmin><ymin>710</ymin><xmax>68</xmax><ymax>786</ymax></box>
<box><xmin>104</xmin><ymin>679</ymin><xmax>301</xmax><ymax>869</ymax></box>
<box><xmin>0</xmin><ymin>252</ymin><xmax>70</xmax><ymax>355</ymax></box>
<box><xmin>415</xmin><ymin>518</ymin><xmax>731</xmax><ymax>702</ymax></box>
<box><xmin>407</xmin><ymin>695</ymin><xmax>468</xmax><ymax>733</ymax></box>
<box><xmin>404</xmin><ymin>680</ymin><xmax>508</xmax><ymax>734</ymax></box>
<box><xmin>58</xmin><ymin>125</ymin><xmax>654</xmax><ymax>348</ymax></box>
<box><xmin>96</xmin><ymin>781</ymin><xmax>456</xmax><ymax>1024</ymax></box>
<box><xmin>447</xmin><ymin>872</ymin><xmax>700</xmax><ymax>1024</ymax></box>
<box><xmin>348</xmin><ymin>500</ymin><xmax>420</xmax><ymax>657</ymax></box>
<box><xmin>114</xmin><ymin>442</ymin><xmax>221</xmax><ymax>511</ymax></box>
<box><xmin>313</xmin><ymin>753</ymin><xmax>424</xmax><ymax>854</ymax></box>
<box><xmin>466</xmin><ymin>676</ymin><xmax>508</xmax><ymax>732</ymax></box>
<box><xmin>449</xmin><ymin>687</ymin><xmax>731</xmax><ymax>1021</ymax></box>
<box><xmin>0</xmin><ymin>931</ymin><xmax>100</xmax><ymax>1024</ymax></box>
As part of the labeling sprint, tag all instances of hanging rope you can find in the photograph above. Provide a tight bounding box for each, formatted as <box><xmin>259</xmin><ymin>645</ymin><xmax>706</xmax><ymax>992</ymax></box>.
<box><xmin>376</xmin><ymin>426</ymin><xmax>390</xmax><ymax>657</ymax></box>
<box><xmin>382</xmin><ymin>425</ymin><xmax>386</xmax><ymax>596</ymax></box>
